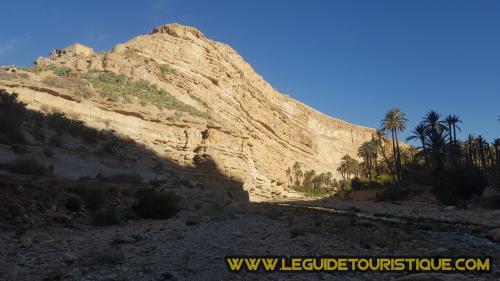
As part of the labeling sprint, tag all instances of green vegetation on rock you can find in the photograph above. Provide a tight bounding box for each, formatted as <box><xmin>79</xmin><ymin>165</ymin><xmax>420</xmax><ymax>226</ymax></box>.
<box><xmin>82</xmin><ymin>71</ymin><xmax>210</xmax><ymax>119</ymax></box>
<box><xmin>159</xmin><ymin>63</ymin><xmax>177</xmax><ymax>75</ymax></box>
<box><xmin>52</xmin><ymin>66</ymin><xmax>72</xmax><ymax>77</ymax></box>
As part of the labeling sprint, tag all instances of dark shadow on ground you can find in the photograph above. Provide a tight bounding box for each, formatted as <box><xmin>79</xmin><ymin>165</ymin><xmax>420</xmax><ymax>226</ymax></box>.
<box><xmin>0</xmin><ymin>88</ymin><xmax>248</xmax><ymax>227</ymax></box>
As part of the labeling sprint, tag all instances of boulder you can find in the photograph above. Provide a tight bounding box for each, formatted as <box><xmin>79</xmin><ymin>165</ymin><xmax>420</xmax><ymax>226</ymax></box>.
<box><xmin>487</xmin><ymin>228</ymin><xmax>500</xmax><ymax>242</ymax></box>
<box><xmin>19</xmin><ymin>235</ymin><xmax>33</xmax><ymax>248</ymax></box>
<box><xmin>63</xmin><ymin>43</ymin><xmax>94</xmax><ymax>57</ymax></box>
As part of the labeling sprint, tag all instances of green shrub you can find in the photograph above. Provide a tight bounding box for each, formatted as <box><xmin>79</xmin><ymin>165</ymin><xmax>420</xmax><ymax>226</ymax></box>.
<box><xmin>376</xmin><ymin>186</ymin><xmax>410</xmax><ymax>202</ymax></box>
<box><xmin>159</xmin><ymin>64</ymin><xmax>177</xmax><ymax>75</ymax></box>
<box><xmin>82</xmin><ymin>71</ymin><xmax>210</xmax><ymax>119</ymax></box>
<box><xmin>52</xmin><ymin>66</ymin><xmax>72</xmax><ymax>77</ymax></box>
<box><xmin>133</xmin><ymin>188</ymin><xmax>179</xmax><ymax>219</ymax></box>
<box><xmin>339</xmin><ymin>179</ymin><xmax>352</xmax><ymax>192</ymax></box>
<box><xmin>293</xmin><ymin>185</ymin><xmax>331</xmax><ymax>197</ymax></box>
<box><xmin>124</xmin><ymin>48</ymin><xmax>140</xmax><ymax>57</ymax></box>
<box><xmin>405</xmin><ymin>167</ymin><xmax>434</xmax><ymax>186</ymax></box>
<box><xmin>91</xmin><ymin>207</ymin><xmax>123</xmax><ymax>226</ymax></box>
<box><xmin>46</xmin><ymin>112</ymin><xmax>98</xmax><ymax>143</ymax></box>
<box><xmin>189</xmin><ymin>94</ymin><xmax>208</xmax><ymax>107</ymax></box>
<box><xmin>375</xmin><ymin>174</ymin><xmax>395</xmax><ymax>186</ymax></box>
<box><xmin>80</xmin><ymin>185</ymin><xmax>106</xmax><ymax>211</ymax></box>
<box><xmin>432</xmin><ymin>166</ymin><xmax>487</xmax><ymax>205</ymax></box>
<box><xmin>0</xmin><ymin>158</ymin><xmax>49</xmax><ymax>176</ymax></box>
<box><xmin>0</xmin><ymin>90</ymin><xmax>26</xmax><ymax>132</ymax></box>
<box><xmin>350</xmin><ymin>175</ymin><xmax>394</xmax><ymax>190</ymax></box>
<box><xmin>42</xmin><ymin>76</ymin><xmax>92</xmax><ymax>98</ymax></box>
<box><xmin>350</xmin><ymin>177</ymin><xmax>366</xmax><ymax>190</ymax></box>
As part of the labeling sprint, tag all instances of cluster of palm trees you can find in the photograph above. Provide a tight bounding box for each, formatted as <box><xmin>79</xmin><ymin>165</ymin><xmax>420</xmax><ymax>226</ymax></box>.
<box><xmin>405</xmin><ymin>111</ymin><xmax>457</xmax><ymax>169</ymax></box>
<box><xmin>353</xmin><ymin>108</ymin><xmax>499</xmax><ymax>183</ymax></box>
<box><xmin>337</xmin><ymin>155</ymin><xmax>361</xmax><ymax>179</ymax></box>
<box><xmin>287</xmin><ymin>109</ymin><xmax>498</xmax><ymax>191</ymax></box>
<box><xmin>407</xmin><ymin>111</ymin><xmax>498</xmax><ymax>171</ymax></box>
<box><xmin>464</xmin><ymin>134</ymin><xmax>500</xmax><ymax>169</ymax></box>
<box><xmin>287</xmin><ymin>162</ymin><xmax>334</xmax><ymax>191</ymax></box>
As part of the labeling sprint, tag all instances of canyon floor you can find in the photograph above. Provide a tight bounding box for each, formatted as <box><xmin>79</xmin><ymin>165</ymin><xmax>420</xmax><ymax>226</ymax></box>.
<box><xmin>1</xmin><ymin>192</ymin><xmax>499</xmax><ymax>281</ymax></box>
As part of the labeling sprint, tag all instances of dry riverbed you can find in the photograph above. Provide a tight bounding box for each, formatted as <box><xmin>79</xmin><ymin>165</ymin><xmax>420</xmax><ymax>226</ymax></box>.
<box><xmin>1</xmin><ymin>202</ymin><xmax>499</xmax><ymax>281</ymax></box>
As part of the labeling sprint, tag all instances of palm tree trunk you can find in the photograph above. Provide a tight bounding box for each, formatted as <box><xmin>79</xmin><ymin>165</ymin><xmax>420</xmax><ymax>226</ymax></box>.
<box><xmin>377</xmin><ymin>135</ymin><xmax>396</xmax><ymax>183</ymax></box>
<box><xmin>394</xmin><ymin>129</ymin><xmax>402</xmax><ymax>181</ymax></box>
<box><xmin>495</xmin><ymin>143</ymin><xmax>500</xmax><ymax>164</ymax></box>
<box><xmin>486</xmin><ymin>143</ymin><xmax>494</xmax><ymax>168</ymax></box>
<box><xmin>468</xmin><ymin>139</ymin><xmax>474</xmax><ymax>166</ymax></box>
<box><xmin>420</xmin><ymin>136</ymin><xmax>428</xmax><ymax>166</ymax></box>
<box><xmin>390</xmin><ymin>130</ymin><xmax>398</xmax><ymax>178</ymax></box>
<box><xmin>367</xmin><ymin>156</ymin><xmax>372</xmax><ymax>179</ymax></box>
<box><xmin>448</xmin><ymin>124</ymin><xmax>452</xmax><ymax>143</ymax></box>
<box><xmin>452</xmin><ymin>125</ymin><xmax>457</xmax><ymax>144</ymax></box>
<box><xmin>479</xmin><ymin>144</ymin><xmax>486</xmax><ymax>169</ymax></box>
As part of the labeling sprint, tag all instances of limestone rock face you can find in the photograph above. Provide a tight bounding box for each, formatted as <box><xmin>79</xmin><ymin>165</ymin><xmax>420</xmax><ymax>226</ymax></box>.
<box><xmin>63</xmin><ymin>43</ymin><xmax>95</xmax><ymax>57</ymax></box>
<box><xmin>3</xmin><ymin>23</ymin><xmax>377</xmax><ymax>201</ymax></box>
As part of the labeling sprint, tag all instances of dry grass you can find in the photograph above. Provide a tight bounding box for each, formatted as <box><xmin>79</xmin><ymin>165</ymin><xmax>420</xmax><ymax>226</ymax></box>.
<box><xmin>42</xmin><ymin>76</ymin><xmax>93</xmax><ymax>98</ymax></box>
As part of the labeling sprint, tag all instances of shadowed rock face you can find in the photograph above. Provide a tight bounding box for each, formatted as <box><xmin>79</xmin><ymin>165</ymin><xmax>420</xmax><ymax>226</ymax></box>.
<box><xmin>3</xmin><ymin>23</ymin><xmax>376</xmax><ymax>200</ymax></box>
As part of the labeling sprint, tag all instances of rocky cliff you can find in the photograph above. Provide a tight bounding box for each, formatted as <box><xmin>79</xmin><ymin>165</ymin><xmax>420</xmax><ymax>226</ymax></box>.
<box><xmin>0</xmin><ymin>23</ymin><xmax>376</xmax><ymax>201</ymax></box>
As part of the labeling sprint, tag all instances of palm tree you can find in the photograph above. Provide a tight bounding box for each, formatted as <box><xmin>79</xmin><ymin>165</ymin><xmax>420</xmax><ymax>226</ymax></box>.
<box><xmin>424</xmin><ymin>125</ymin><xmax>448</xmax><ymax>170</ymax></box>
<box><xmin>494</xmin><ymin>138</ymin><xmax>500</xmax><ymax>165</ymax></box>
<box><xmin>422</xmin><ymin>111</ymin><xmax>447</xmax><ymax>133</ymax></box>
<box><xmin>302</xmin><ymin>170</ymin><xmax>316</xmax><ymax>190</ymax></box>
<box><xmin>450</xmin><ymin>115</ymin><xmax>461</xmax><ymax>143</ymax></box>
<box><xmin>444</xmin><ymin>115</ymin><xmax>461</xmax><ymax>143</ymax></box>
<box><xmin>285</xmin><ymin>167</ymin><xmax>292</xmax><ymax>186</ymax></box>
<box><xmin>406</xmin><ymin>124</ymin><xmax>428</xmax><ymax>166</ymax></box>
<box><xmin>381</xmin><ymin>108</ymin><xmax>407</xmax><ymax>181</ymax></box>
<box><xmin>357</xmin><ymin>140</ymin><xmax>378</xmax><ymax>178</ymax></box>
<box><xmin>405</xmin><ymin>145</ymin><xmax>420</xmax><ymax>166</ymax></box>
<box><xmin>375</xmin><ymin>130</ymin><xmax>397</xmax><ymax>181</ymax></box>
<box><xmin>465</xmin><ymin>134</ymin><xmax>476</xmax><ymax>165</ymax></box>
<box><xmin>485</xmin><ymin>142</ymin><xmax>495</xmax><ymax>168</ymax></box>
<box><xmin>444</xmin><ymin>115</ymin><xmax>454</xmax><ymax>144</ymax></box>
<box><xmin>444</xmin><ymin>115</ymin><xmax>462</xmax><ymax>163</ymax></box>
<box><xmin>337</xmin><ymin>163</ymin><xmax>347</xmax><ymax>180</ymax></box>
<box><xmin>357</xmin><ymin>142</ymin><xmax>371</xmax><ymax>178</ymax></box>
<box><xmin>292</xmin><ymin>162</ymin><xmax>303</xmax><ymax>186</ymax></box>
<box><xmin>338</xmin><ymin>155</ymin><xmax>360</xmax><ymax>179</ymax></box>
<box><xmin>476</xmin><ymin>135</ymin><xmax>487</xmax><ymax>168</ymax></box>
<box><xmin>422</xmin><ymin>111</ymin><xmax>448</xmax><ymax>170</ymax></box>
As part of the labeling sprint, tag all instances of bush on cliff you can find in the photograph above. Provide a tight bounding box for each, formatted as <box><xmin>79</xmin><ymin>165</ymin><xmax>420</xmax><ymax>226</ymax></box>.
<box><xmin>132</xmin><ymin>187</ymin><xmax>179</xmax><ymax>219</ymax></box>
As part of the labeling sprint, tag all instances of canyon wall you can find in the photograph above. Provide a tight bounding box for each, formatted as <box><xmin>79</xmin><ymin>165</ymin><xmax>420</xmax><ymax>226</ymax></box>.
<box><xmin>1</xmin><ymin>24</ymin><xmax>376</xmax><ymax>200</ymax></box>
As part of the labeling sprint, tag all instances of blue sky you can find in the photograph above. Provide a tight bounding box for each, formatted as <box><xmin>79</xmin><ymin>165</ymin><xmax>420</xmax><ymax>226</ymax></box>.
<box><xmin>1</xmin><ymin>0</ymin><xmax>499</xmax><ymax>141</ymax></box>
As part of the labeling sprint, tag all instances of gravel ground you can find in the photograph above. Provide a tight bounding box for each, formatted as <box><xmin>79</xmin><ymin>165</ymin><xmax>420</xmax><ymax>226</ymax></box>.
<box><xmin>1</xmin><ymin>203</ymin><xmax>498</xmax><ymax>281</ymax></box>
